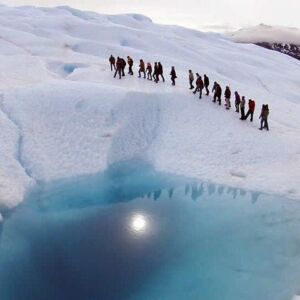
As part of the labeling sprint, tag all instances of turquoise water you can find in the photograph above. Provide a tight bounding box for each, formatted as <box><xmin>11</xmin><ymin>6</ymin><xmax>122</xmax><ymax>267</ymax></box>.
<box><xmin>1</xmin><ymin>161</ymin><xmax>300</xmax><ymax>300</ymax></box>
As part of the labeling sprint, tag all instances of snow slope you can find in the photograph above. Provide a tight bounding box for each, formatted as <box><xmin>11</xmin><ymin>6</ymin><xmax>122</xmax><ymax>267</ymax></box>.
<box><xmin>0</xmin><ymin>5</ymin><xmax>300</xmax><ymax>215</ymax></box>
<box><xmin>229</xmin><ymin>24</ymin><xmax>300</xmax><ymax>44</ymax></box>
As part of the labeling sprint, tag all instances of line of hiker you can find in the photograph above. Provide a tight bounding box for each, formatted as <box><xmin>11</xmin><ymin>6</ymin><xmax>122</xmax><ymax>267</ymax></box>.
<box><xmin>189</xmin><ymin>69</ymin><xmax>270</xmax><ymax>131</ymax></box>
<box><xmin>109</xmin><ymin>54</ymin><xmax>270</xmax><ymax>131</ymax></box>
<box><xmin>109</xmin><ymin>55</ymin><xmax>175</xmax><ymax>85</ymax></box>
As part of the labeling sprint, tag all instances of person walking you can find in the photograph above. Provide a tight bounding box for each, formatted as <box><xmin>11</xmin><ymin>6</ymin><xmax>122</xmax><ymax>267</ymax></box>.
<box><xmin>189</xmin><ymin>70</ymin><xmax>195</xmax><ymax>89</ymax></box>
<box><xmin>193</xmin><ymin>73</ymin><xmax>201</xmax><ymax>93</ymax></box>
<box><xmin>259</xmin><ymin>104</ymin><xmax>269</xmax><ymax>131</ymax></box>
<box><xmin>224</xmin><ymin>86</ymin><xmax>231</xmax><ymax>109</ymax></box>
<box><xmin>170</xmin><ymin>66</ymin><xmax>177</xmax><ymax>86</ymax></box>
<box><xmin>242</xmin><ymin>99</ymin><xmax>256</xmax><ymax>122</ymax></box>
<box><xmin>109</xmin><ymin>55</ymin><xmax>116</xmax><ymax>71</ymax></box>
<box><xmin>146</xmin><ymin>62</ymin><xmax>152</xmax><ymax>80</ymax></box>
<box><xmin>215</xmin><ymin>83</ymin><xmax>222</xmax><ymax>105</ymax></box>
<box><xmin>204</xmin><ymin>74</ymin><xmax>210</xmax><ymax>96</ymax></box>
<box><xmin>127</xmin><ymin>56</ymin><xmax>134</xmax><ymax>75</ymax></box>
<box><xmin>212</xmin><ymin>82</ymin><xmax>218</xmax><ymax>102</ymax></box>
<box><xmin>138</xmin><ymin>59</ymin><xmax>146</xmax><ymax>78</ymax></box>
<box><xmin>193</xmin><ymin>74</ymin><xmax>204</xmax><ymax>99</ymax></box>
<box><xmin>114</xmin><ymin>57</ymin><xmax>122</xmax><ymax>79</ymax></box>
<box><xmin>240</xmin><ymin>96</ymin><xmax>246</xmax><ymax>119</ymax></box>
<box><xmin>234</xmin><ymin>91</ymin><xmax>241</xmax><ymax>113</ymax></box>
<box><xmin>120</xmin><ymin>58</ymin><xmax>126</xmax><ymax>76</ymax></box>
<box><xmin>153</xmin><ymin>62</ymin><xmax>159</xmax><ymax>82</ymax></box>
<box><xmin>157</xmin><ymin>62</ymin><xmax>165</xmax><ymax>82</ymax></box>
<box><xmin>197</xmin><ymin>76</ymin><xmax>204</xmax><ymax>99</ymax></box>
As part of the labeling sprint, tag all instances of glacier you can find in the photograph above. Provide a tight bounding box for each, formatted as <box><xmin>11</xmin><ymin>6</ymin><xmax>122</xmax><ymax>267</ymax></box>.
<box><xmin>0</xmin><ymin>4</ymin><xmax>299</xmax><ymax>215</ymax></box>
<box><xmin>0</xmin><ymin>5</ymin><xmax>300</xmax><ymax>300</ymax></box>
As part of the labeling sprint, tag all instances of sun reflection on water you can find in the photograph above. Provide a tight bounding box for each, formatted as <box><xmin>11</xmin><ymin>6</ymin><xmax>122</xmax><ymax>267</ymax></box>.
<box><xmin>130</xmin><ymin>213</ymin><xmax>148</xmax><ymax>234</ymax></box>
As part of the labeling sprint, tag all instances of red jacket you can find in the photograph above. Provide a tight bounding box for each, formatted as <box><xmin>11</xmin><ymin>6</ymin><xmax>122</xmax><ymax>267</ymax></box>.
<box><xmin>249</xmin><ymin>100</ymin><xmax>256</xmax><ymax>112</ymax></box>
<box><xmin>196</xmin><ymin>78</ymin><xmax>204</xmax><ymax>89</ymax></box>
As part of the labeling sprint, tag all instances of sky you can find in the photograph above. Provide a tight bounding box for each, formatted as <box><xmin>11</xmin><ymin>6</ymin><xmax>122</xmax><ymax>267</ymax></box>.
<box><xmin>0</xmin><ymin>0</ymin><xmax>299</xmax><ymax>31</ymax></box>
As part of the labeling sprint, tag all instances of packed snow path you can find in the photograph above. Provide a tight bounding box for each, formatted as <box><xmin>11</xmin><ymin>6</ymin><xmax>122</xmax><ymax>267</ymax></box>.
<box><xmin>0</xmin><ymin>5</ymin><xmax>300</xmax><ymax>214</ymax></box>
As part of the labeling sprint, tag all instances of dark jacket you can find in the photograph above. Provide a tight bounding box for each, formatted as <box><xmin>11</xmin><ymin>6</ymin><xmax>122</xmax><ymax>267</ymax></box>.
<box><xmin>147</xmin><ymin>64</ymin><xmax>152</xmax><ymax>73</ymax></box>
<box><xmin>116</xmin><ymin>58</ymin><xmax>122</xmax><ymax>69</ymax></box>
<box><xmin>158</xmin><ymin>63</ymin><xmax>163</xmax><ymax>75</ymax></box>
<box><xmin>154</xmin><ymin>63</ymin><xmax>158</xmax><ymax>74</ymax></box>
<box><xmin>260</xmin><ymin>105</ymin><xmax>269</xmax><ymax>120</ymax></box>
<box><xmin>196</xmin><ymin>77</ymin><xmax>204</xmax><ymax>89</ymax></box>
<box><xmin>109</xmin><ymin>55</ymin><xmax>115</xmax><ymax>64</ymax></box>
<box><xmin>170</xmin><ymin>69</ymin><xmax>177</xmax><ymax>79</ymax></box>
<box><xmin>216</xmin><ymin>84</ymin><xmax>222</xmax><ymax>97</ymax></box>
<box><xmin>120</xmin><ymin>58</ymin><xmax>126</xmax><ymax>68</ymax></box>
<box><xmin>204</xmin><ymin>75</ymin><xmax>209</xmax><ymax>87</ymax></box>
<box><xmin>235</xmin><ymin>92</ymin><xmax>241</xmax><ymax>104</ymax></box>
<box><xmin>225</xmin><ymin>88</ymin><xmax>231</xmax><ymax>99</ymax></box>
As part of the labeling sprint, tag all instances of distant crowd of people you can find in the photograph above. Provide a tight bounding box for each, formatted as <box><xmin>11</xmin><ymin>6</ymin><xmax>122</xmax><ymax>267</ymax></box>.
<box><xmin>109</xmin><ymin>55</ymin><xmax>177</xmax><ymax>85</ymax></box>
<box><xmin>109</xmin><ymin>55</ymin><xmax>270</xmax><ymax>131</ymax></box>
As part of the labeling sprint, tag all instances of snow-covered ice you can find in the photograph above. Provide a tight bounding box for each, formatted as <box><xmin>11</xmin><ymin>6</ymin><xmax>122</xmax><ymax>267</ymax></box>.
<box><xmin>0</xmin><ymin>5</ymin><xmax>300</xmax><ymax>210</ymax></box>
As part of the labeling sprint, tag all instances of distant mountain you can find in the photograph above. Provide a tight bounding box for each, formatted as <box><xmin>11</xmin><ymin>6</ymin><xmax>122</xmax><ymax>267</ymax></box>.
<box><xmin>229</xmin><ymin>24</ymin><xmax>300</xmax><ymax>60</ymax></box>
<box><xmin>254</xmin><ymin>42</ymin><xmax>300</xmax><ymax>61</ymax></box>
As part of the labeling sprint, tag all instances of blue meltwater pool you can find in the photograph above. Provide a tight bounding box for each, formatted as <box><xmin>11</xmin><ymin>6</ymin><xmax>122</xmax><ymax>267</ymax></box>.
<box><xmin>1</xmin><ymin>161</ymin><xmax>300</xmax><ymax>300</ymax></box>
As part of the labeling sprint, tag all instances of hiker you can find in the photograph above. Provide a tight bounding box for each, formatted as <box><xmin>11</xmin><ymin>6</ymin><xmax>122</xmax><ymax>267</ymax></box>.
<box><xmin>240</xmin><ymin>96</ymin><xmax>246</xmax><ymax>119</ymax></box>
<box><xmin>127</xmin><ymin>56</ymin><xmax>134</xmax><ymax>75</ymax></box>
<box><xmin>153</xmin><ymin>62</ymin><xmax>159</xmax><ymax>82</ymax></box>
<box><xmin>120</xmin><ymin>58</ymin><xmax>126</xmax><ymax>76</ymax></box>
<box><xmin>224</xmin><ymin>86</ymin><xmax>231</xmax><ymax>109</ymax></box>
<box><xmin>259</xmin><ymin>104</ymin><xmax>269</xmax><ymax>131</ymax></box>
<box><xmin>193</xmin><ymin>73</ymin><xmax>201</xmax><ymax>93</ymax></box>
<box><xmin>193</xmin><ymin>74</ymin><xmax>204</xmax><ymax>99</ymax></box>
<box><xmin>242</xmin><ymin>99</ymin><xmax>256</xmax><ymax>122</ymax></box>
<box><xmin>114</xmin><ymin>57</ymin><xmax>122</xmax><ymax>79</ymax></box>
<box><xmin>138</xmin><ymin>59</ymin><xmax>146</xmax><ymax>78</ymax></box>
<box><xmin>197</xmin><ymin>75</ymin><xmax>204</xmax><ymax>99</ymax></box>
<box><xmin>157</xmin><ymin>62</ymin><xmax>165</xmax><ymax>82</ymax></box>
<box><xmin>234</xmin><ymin>91</ymin><xmax>241</xmax><ymax>113</ymax></box>
<box><xmin>109</xmin><ymin>55</ymin><xmax>115</xmax><ymax>71</ymax></box>
<box><xmin>146</xmin><ymin>62</ymin><xmax>152</xmax><ymax>80</ymax></box>
<box><xmin>170</xmin><ymin>66</ymin><xmax>177</xmax><ymax>86</ymax></box>
<box><xmin>189</xmin><ymin>70</ymin><xmax>195</xmax><ymax>89</ymax></box>
<box><xmin>204</xmin><ymin>74</ymin><xmax>210</xmax><ymax>95</ymax></box>
<box><xmin>213</xmin><ymin>83</ymin><xmax>222</xmax><ymax>105</ymax></box>
<box><xmin>212</xmin><ymin>82</ymin><xmax>218</xmax><ymax>102</ymax></box>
